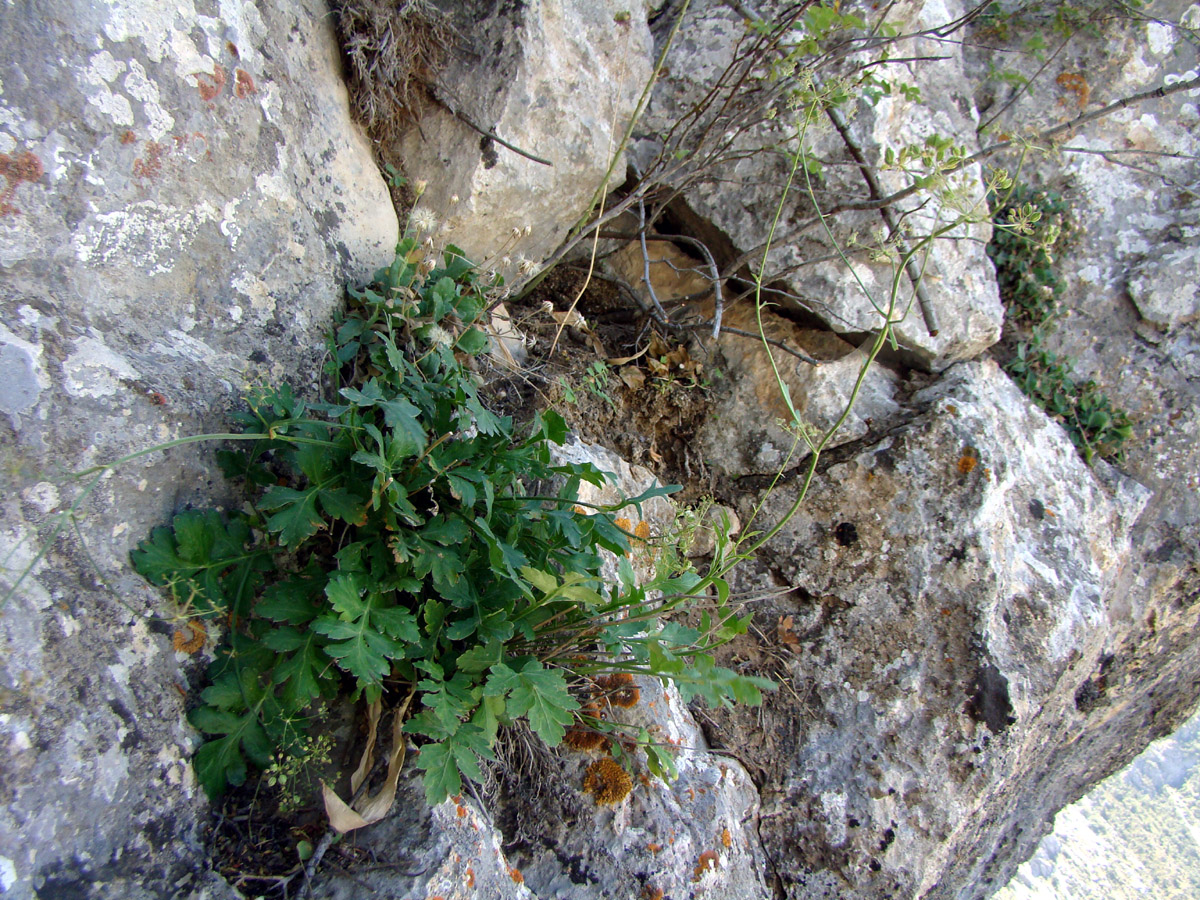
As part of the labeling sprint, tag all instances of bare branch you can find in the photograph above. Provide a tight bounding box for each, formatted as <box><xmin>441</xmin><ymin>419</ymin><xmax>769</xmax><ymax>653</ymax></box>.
<box><xmin>835</xmin><ymin>73</ymin><xmax>1200</xmax><ymax>214</ymax></box>
<box><xmin>825</xmin><ymin>103</ymin><xmax>940</xmax><ymax>336</ymax></box>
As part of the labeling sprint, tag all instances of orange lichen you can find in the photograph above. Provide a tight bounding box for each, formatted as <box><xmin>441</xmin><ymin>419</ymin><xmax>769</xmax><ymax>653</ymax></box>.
<box><xmin>646</xmin><ymin>842</ymin><xmax>663</xmax><ymax>854</ymax></box>
<box><xmin>234</xmin><ymin>68</ymin><xmax>256</xmax><ymax>98</ymax></box>
<box><xmin>957</xmin><ymin>454</ymin><xmax>978</xmax><ymax>475</ymax></box>
<box><xmin>172</xmin><ymin>621</ymin><xmax>206</xmax><ymax>654</ymax></box>
<box><xmin>583</xmin><ymin>758</ymin><xmax>633</xmax><ymax>805</ymax></box>
<box><xmin>595</xmin><ymin>673</ymin><xmax>640</xmax><ymax>709</ymax></box>
<box><xmin>132</xmin><ymin>141</ymin><xmax>164</xmax><ymax>181</ymax></box>
<box><xmin>196</xmin><ymin>65</ymin><xmax>227</xmax><ymax>102</ymax></box>
<box><xmin>634</xmin><ymin>520</ymin><xmax>651</xmax><ymax>541</ymax></box>
<box><xmin>721</xmin><ymin>828</ymin><xmax>732</xmax><ymax>848</ymax></box>
<box><xmin>0</xmin><ymin>150</ymin><xmax>44</xmax><ymax>217</ymax></box>
<box><xmin>693</xmin><ymin>850</ymin><xmax>720</xmax><ymax>881</ymax></box>
<box><xmin>508</xmin><ymin>866</ymin><xmax>524</xmax><ymax>884</ymax></box>
<box><xmin>119</xmin><ymin>130</ymin><xmax>137</xmax><ymax>145</ymax></box>
<box><xmin>564</xmin><ymin>726</ymin><xmax>609</xmax><ymax>752</ymax></box>
<box><xmin>642</xmin><ymin>886</ymin><xmax>664</xmax><ymax>900</ymax></box>
<box><xmin>1056</xmin><ymin>72</ymin><xmax>1090</xmax><ymax>109</ymax></box>
<box><xmin>614</xmin><ymin>517</ymin><xmax>632</xmax><ymax>533</ymax></box>
<box><xmin>466</xmin><ymin>867</ymin><xmax>475</xmax><ymax>888</ymax></box>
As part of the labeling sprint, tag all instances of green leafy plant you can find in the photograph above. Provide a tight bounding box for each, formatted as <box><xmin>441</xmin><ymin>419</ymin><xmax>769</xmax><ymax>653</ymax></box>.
<box><xmin>132</xmin><ymin>237</ymin><xmax>771</xmax><ymax>806</ymax></box>
<box><xmin>987</xmin><ymin>183</ymin><xmax>1070</xmax><ymax>325</ymax></box>
<box><xmin>988</xmin><ymin>184</ymin><xmax>1133</xmax><ymax>463</ymax></box>
<box><xmin>1007</xmin><ymin>335</ymin><xmax>1134</xmax><ymax>463</ymax></box>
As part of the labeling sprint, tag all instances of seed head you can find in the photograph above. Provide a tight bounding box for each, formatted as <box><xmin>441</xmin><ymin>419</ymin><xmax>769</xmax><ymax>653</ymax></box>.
<box><xmin>411</xmin><ymin>208</ymin><xmax>438</xmax><ymax>233</ymax></box>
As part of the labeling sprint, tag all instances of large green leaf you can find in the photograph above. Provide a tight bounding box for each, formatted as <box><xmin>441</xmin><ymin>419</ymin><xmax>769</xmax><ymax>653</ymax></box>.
<box><xmin>484</xmin><ymin>660</ymin><xmax>578</xmax><ymax>746</ymax></box>
<box><xmin>130</xmin><ymin>510</ymin><xmax>267</xmax><ymax>617</ymax></box>
<box><xmin>263</xmin><ymin>626</ymin><xmax>333</xmax><ymax>712</ymax></box>
<box><xmin>412</xmin><ymin>725</ymin><xmax>495</xmax><ymax>805</ymax></box>
<box><xmin>312</xmin><ymin>574</ymin><xmax>417</xmax><ymax>689</ymax></box>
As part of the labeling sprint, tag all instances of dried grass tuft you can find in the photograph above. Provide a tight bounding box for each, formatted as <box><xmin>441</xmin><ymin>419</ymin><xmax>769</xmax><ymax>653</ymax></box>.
<box><xmin>329</xmin><ymin>0</ymin><xmax>452</xmax><ymax>142</ymax></box>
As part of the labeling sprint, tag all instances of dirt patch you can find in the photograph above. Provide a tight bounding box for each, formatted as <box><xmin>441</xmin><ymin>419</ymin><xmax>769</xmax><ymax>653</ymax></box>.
<box><xmin>492</xmin><ymin>266</ymin><xmax>720</xmax><ymax>502</ymax></box>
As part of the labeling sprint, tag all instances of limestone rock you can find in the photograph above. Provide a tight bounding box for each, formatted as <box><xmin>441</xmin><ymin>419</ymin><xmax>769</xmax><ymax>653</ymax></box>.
<box><xmin>959</xmin><ymin>5</ymin><xmax>1200</xmax><ymax>889</ymax></box>
<box><xmin>0</xmin><ymin>1</ymin><xmax>397</xmax><ymax>896</ymax></box>
<box><xmin>605</xmin><ymin>237</ymin><xmax>902</xmax><ymax>475</ymax></box>
<box><xmin>709</xmin><ymin>360</ymin><xmax>1150</xmax><ymax>899</ymax></box>
<box><xmin>1128</xmin><ymin>238</ymin><xmax>1200</xmax><ymax>331</ymax></box>
<box><xmin>698</xmin><ymin>302</ymin><xmax>902</xmax><ymax>476</ymax></box>
<box><xmin>385</xmin><ymin>0</ymin><xmax>653</xmax><ymax>272</ymax></box>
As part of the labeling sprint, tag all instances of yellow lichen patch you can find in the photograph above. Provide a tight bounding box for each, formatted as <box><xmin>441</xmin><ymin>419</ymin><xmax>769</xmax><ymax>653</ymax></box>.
<box><xmin>595</xmin><ymin>672</ymin><xmax>640</xmax><ymax>709</ymax></box>
<box><xmin>564</xmin><ymin>726</ymin><xmax>608</xmax><ymax>752</ymax></box>
<box><xmin>583</xmin><ymin>758</ymin><xmax>633</xmax><ymax>805</ymax></box>
<box><xmin>693</xmin><ymin>850</ymin><xmax>720</xmax><ymax>881</ymax></box>
<box><xmin>721</xmin><ymin>827</ymin><xmax>732</xmax><ymax>848</ymax></box>
<box><xmin>634</xmin><ymin>520</ymin><xmax>651</xmax><ymax>541</ymax></box>
<box><xmin>172</xmin><ymin>620</ymin><xmax>206</xmax><ymax>654</ymax></box>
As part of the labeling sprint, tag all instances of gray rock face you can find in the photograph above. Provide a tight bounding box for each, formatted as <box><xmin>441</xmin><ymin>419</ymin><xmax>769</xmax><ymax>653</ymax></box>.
<box><xmin>0</xmin><ymin>1</ymin><xmax>396</xmax><ymax>896</ymax></box>
<box><xmin>2</xmin><ymin>2</ymin><xmax>1199</xmax><ymax>899</ymax></box>
<box><xmin>697</xmin><ymin>301</ymin><xmax>902</xmax><ymax>476</ymax></box>
<box><xmin>385</xmin><ymin>0</ymin><xmax>653</xmax><ymax>272</ymax></box>
<box><xmin>956</xmin><ymin>4</ymin><xmax>1200</xmax><ymax>892</ymax></box>
<box><xmin>708</xmin><ymin>360</ymin><xmax>1150</xmax><ymax>900</ymax></box>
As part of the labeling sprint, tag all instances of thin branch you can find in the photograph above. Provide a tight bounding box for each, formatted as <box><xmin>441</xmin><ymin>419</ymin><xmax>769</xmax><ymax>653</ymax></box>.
<box><xmin>687</xmin><ymin>323</ymin><xmax>820</xmax><ymax>367</ymax></box>
<box><xmin>976</xmin><ymin>31</ymin><xmax>1074</xmax><ymax>134</ymax></box>
<box><xmin>427</xmin><ymin>81</ymin><xmax>552</xmax><ymax>166</ymax></box>
<box><xmin>637</xmin><ymin>191</ymin><xmax>672</xmax><ymax>324</ymax></box>
<box><xmin>835</xmin><ymin>73</ymin><xmax>1200</xmax><ymax>214</ymax></box>
<box><xmin>825</xmin><ymin>103</ymin><xmax>940</xmax><ymax>336</ymax></box>
<box><xmin>653</xmin><ymin>232</ymin><xmax>725</xmax><ymax>338</ymax></box>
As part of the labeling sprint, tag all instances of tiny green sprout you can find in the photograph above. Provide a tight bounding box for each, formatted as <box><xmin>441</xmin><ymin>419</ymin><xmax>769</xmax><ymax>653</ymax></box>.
<box><xmin>613</xmin><ymin>9</ymin><xmax>631</xmax><ymax>23</ymax></box>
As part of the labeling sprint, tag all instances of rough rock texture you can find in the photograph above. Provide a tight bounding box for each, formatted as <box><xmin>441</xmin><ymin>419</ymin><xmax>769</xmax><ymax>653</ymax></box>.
<box><xmin>386</xmin><ymin>0</ymin><xmax>653</xmax><ymax>270</ymax></box>
<box><xmin>3</xmin><ymin>1</ymin><xmax>1200</xmax><ymax>899</ymax></box>
<box><xmin>632</xmin><ymin>0</ymin><xmax>1003</xmax><ymax>368</ymax></box>
<box><xmin>607</xmin><ymin>235</ymin><xmax>903</xmax><ymax>476</ymax></box>
<box><xmin>697</xmin><ymin>302</ymin><xmax>902</xmax><ymax>477</ymax></box>
<box><xmin>708</xmin><ymin>360</ymin><xmax>1151</xmax><ymax>900</ymax></box>
<box><xmin>957</xmin><ymin>3</ymin><xmax>1200</xmax><ymax>892</ymax></box>
<box><xmin>0</xmin><ymin>1</ymin><xmax>397</xmax><ymax>896</ymax></box>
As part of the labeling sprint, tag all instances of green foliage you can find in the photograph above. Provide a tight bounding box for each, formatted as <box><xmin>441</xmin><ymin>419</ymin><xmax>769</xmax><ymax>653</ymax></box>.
<box><xmin>1007</xmin><ymin>337</ymin><xmax>1134</xmax><ymax>464</ymax></box>
<box><xmin>988</xmin><ymin>185</ymin><xmax>1133</xmax><ymax>463</ymax></box>
<box><xmin>133</xmin><ymin>239</ymin><xmax>771</xmax><ymax>805</ymax></box>
<box><xmin>977</xmin><ymin>0</ymin><xmax>1136</xmax><ymax>47</ymax></box>
<box><xmin>986</xmin><ymin>184</ymin><xmax>1070</xmax><ymax>324</ymax></box>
